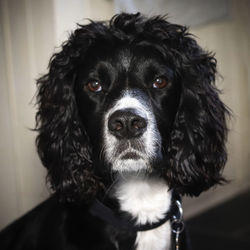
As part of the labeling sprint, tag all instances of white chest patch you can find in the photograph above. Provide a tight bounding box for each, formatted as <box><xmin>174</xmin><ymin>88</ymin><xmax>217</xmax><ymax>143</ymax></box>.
<box><xmin>115</xmin><ymin>176</ymin><xmax>172</xmax><ymax>250</ymax></box>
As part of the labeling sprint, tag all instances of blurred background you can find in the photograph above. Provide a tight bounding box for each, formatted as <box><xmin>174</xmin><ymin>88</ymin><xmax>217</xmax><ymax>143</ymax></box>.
<box><xmin>0</xmin><ymin>0</ymin><xmax>249</xmax><ymax>248</ymax></box>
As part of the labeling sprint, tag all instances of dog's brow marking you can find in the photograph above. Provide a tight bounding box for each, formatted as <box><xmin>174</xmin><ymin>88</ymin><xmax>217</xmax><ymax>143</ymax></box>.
<box><xmin>119</xmin><ymin>50</ymin><xmax>131</xmax><ymax>71</ymax></box>
<box><xmin>121</xmin><ymin>56</ymin><xmax>131</xmax><ymax>71</ymax></box>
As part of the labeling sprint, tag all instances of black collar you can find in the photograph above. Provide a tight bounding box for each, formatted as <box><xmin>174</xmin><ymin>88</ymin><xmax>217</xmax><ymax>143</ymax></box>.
<box><xmin>89</xmin><ymin>193</ymin><xmax>181</xmax><ymax>232</ymax></box>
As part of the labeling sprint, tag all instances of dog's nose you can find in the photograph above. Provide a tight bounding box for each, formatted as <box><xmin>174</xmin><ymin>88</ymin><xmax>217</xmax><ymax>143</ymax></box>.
<box><xmin>108</xmin><ymin>109</ymin><xmax>147</xmax><ymax>139</ymax></box>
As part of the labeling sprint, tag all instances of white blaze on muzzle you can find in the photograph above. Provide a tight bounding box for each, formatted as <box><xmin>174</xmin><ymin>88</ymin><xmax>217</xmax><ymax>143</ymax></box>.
<box><xmin>103</xmin><ymin>91</ymin><xmax>162</xmax><ymax>172</ymax></box>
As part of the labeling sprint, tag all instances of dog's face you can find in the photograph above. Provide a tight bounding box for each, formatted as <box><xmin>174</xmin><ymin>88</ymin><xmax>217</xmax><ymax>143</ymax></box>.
<box><xmin>76</xmin><ymin>44</ymin><xmax>180</xmax><ymax>173</ymax></box>
<box><xmin>36</xmin><ymin>13</ymin><xmax>229</xmax><ymax>202</ymax></box>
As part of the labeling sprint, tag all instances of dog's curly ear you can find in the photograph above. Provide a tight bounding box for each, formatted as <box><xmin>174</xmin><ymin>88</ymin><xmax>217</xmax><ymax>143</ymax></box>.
<box><xmin>166</xmin><ymin>34</ymin><xmax>230</xmax><ymax>196</ymax></box>
<box><xmin>35</xmin><ymin>24</ymin><xmax>104</xmax><ymax>203</ymax></box>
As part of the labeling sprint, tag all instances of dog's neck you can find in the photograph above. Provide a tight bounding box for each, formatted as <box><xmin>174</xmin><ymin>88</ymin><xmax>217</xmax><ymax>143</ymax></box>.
<box><xmin>112</xmin><ymin>174</ymin><xmax>173</xmax><ymax>250</ymax></box>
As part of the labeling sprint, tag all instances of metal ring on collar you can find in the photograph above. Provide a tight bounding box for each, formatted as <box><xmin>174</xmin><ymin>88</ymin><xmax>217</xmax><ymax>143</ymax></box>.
<box><xmin>171</xmin><ymin>199</ymin><xmax>184</xmax><ymax>234</ymax></box>
<box><xmin>171</xmin><ymin>218</ymin><xmax>185</xmax><ymax>234</ymax></box>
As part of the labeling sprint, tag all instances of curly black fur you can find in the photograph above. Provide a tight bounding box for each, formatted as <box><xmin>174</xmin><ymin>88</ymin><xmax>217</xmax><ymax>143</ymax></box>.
<box><xmin>35</xmin><ymin>13</ymin><xmax>229</xmax><ymax>203</ymax></box>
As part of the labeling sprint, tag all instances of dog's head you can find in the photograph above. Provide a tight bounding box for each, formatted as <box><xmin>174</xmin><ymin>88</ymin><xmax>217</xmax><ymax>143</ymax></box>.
<box><xmin>36</xmin><ymin>13</ymin><xmax>229</xmax><ymax>202</ymax></box>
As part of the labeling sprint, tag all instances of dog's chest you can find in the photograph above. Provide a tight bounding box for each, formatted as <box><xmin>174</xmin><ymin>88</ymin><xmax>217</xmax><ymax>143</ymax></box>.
<box><xmin>115</xmin><ymin>176</ymin><xmax>172</xmax><ymax>250</ymax></box>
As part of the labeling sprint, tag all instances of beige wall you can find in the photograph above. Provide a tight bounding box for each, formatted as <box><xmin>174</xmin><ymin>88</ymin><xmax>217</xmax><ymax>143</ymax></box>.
<box><xmin>0</xmin><ymin>0</ymin><xmax>114</xmax><ymax>230</ymax></box>
<box><xmin>0</xmin><ymin>0</ymin><xmax>249</xmax><ymax>230</ymax></box>
<box><xmin>0</xmin><ymin>0</ymin><xmax>56</xmax><ymax>229</ymax></box>
<box><xmin>183</xmin><ymin>0</ymin><xmax>250</xmax><ymax>217</ymax></box>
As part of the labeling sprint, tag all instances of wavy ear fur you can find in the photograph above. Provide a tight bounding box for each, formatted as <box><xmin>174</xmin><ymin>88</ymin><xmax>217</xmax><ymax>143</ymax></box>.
<box><xmin>165</xmin><ymin>34</ymin><xmax>230</xmax><ymax>196</ymax></box>
<box><xmin>35</xmin><ymin>23</ymin><xmax>106</xmax><ymax>203</ymax></box>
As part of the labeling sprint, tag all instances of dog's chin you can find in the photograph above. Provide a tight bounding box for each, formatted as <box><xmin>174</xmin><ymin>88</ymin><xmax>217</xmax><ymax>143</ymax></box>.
<box><xmin>112</xmin><ymin>158</ymin><xmax>150</xmax><ymax>173</ymax></box>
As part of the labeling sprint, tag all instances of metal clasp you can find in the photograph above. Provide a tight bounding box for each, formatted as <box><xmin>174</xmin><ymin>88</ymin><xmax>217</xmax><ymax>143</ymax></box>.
<box><xmin>171</xmin><ymin>200</ymin><xmax>185</xmax><ymax>250</ymax></box>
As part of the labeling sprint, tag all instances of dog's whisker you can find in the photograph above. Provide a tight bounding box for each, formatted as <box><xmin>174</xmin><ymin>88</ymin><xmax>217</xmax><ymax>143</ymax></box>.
<box><xmin>103</xmin><ymin>176</ymin><xmax>118</xmax><ymax>200</ymax></box>
<box><xmin>99</xmin><ymin>145</ymin><xmax>106</xmax><ymax>161</ymax></box>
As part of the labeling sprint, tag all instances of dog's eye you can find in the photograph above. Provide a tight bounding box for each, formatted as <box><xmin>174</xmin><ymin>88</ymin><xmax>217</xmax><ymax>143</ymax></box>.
<box><xmin>152</xmin><ymin>77</ymin><xmax>168</xmax><ymax>89</ymax></box>
<box><xmin>87</xmin><ymin>81</ymin><xmax>102</xmax><ymax>92</ymax></box>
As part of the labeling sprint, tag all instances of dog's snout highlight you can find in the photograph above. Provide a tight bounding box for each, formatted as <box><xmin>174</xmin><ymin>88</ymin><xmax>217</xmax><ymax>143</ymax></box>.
<box><xmin>108</xmin><ymin>109</ymin><xmax>147</xmax><ymax>139</ymax></box>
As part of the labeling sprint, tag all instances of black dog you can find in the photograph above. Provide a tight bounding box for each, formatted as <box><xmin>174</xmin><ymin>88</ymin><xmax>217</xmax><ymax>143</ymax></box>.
<box><xmin>0</xmin><ymin>13</ymin><xmax>229</xmax><ymax>250</ymax></box>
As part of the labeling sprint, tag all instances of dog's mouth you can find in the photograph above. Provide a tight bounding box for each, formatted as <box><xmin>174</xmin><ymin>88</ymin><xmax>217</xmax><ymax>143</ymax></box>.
<box><xmin>114</xmin><ymin>139</ymin><xmax>146</xmax><ymax>157</ymax></box>
<box><xmin>120</xmin><ymin>151</ymin><xmax>142</xmax><ymax>160</ymax></box>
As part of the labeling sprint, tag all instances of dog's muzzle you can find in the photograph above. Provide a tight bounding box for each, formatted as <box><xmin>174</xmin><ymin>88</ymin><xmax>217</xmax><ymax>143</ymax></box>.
<box><xmin>103</xmin><ymin>93</ymin><xmax>161</xmax><ymax>172</ymax></box>
<box><xmin>108</xmin><ymin>109</ymin><xmax>147</xmax><ymax>139</ymax></box>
